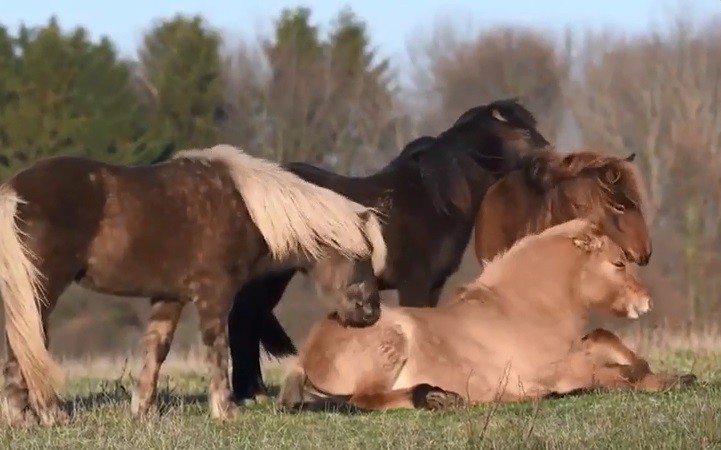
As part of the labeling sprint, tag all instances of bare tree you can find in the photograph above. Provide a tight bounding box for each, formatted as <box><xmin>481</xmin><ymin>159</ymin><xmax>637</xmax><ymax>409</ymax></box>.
<box><xmin>220</xmin><ymin>7</ymin><xmax>410</xmax><ymax>174</ymax></box>
<box><xmin>407</xmin><ymin>20</ymin><xmax>571</xmax><ymax>141</ymax></box>
<box><xmin>570</xmin><ymin>17</ymin><xmax>721</xmax><ymax>323</ymax></box>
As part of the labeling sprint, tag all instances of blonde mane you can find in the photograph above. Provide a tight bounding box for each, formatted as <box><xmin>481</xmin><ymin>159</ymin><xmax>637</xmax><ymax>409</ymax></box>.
<box><xmin>466</xmin><ymin>218</ymin><xmax>594</xmax><ymax>294</ymax></box>
<box><xmin>174</xmin><ymin>144</ymin><xmax>387</xmax><ymax>271</ymax></box>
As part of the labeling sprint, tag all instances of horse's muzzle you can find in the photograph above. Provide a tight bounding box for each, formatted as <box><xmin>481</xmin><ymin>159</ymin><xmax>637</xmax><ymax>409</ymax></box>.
<box><xmin>340</xmin><ymin>301</ymin><xmax>381</xmax><ymax>328</ymax></box>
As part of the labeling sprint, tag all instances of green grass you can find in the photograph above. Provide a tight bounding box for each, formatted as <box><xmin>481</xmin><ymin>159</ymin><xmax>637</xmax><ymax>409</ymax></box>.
<box><xmin>2</xmin><ymin>351</ymin><xmax>721</xmax><ymax>450</ymax></box>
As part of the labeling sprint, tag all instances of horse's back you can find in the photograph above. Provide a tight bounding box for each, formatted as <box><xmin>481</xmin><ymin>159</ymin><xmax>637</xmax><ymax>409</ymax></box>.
<box><xmin>286</xmin><ymin>161</ymin><xmax>387</xmax><ymax>207</ymax></box>
<box><xmin>7</xmin><ymin>155</ymin><xmax>260</xmax><ymax>296</ymax></box>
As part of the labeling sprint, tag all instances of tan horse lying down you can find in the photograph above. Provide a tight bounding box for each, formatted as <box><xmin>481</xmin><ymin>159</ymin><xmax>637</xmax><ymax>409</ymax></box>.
<box><xmin>278</xmin><ymin>219</ymin><xmax>696</xmax><ymax>411</ymax></box>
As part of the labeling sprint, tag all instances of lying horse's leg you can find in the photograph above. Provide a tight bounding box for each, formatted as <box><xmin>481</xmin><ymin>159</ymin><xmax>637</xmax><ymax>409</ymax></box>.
<box><xmin>548</xmin><ymin>328</ymin><xmax>696</xmax><ymax>395</ymax></box>
<box><xmin>130</xmin><ymin>297</ymin><xmax>185</xmax><ymax>419</ymax></box>
<box><xmin>580</xmin><ymin>328</ymin><xmax>697</xmax><ymax>391</ymax></box>
<box><xmin>348</xmin><ymin>384</ymin><xmax>464</xmax><ymax>411</ymax></box>
<box><xmin>194</xmin><ymin>280</ymin><xmax>237</xmax><ymax>420</ymax></box>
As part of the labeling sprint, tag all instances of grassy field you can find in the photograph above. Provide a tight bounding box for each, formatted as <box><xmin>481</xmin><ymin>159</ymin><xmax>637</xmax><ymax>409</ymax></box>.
<box><xmin>3</xmin><ymin>333</ymin><xmax>721</xmax><ymax>449</ymax></box>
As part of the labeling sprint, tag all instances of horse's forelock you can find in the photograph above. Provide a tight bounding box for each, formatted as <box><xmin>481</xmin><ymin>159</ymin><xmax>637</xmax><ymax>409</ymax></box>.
<box><xmin>527</xmin><ymin>150</ymin><xmax>646</xmax><ymax>208</ymax></box>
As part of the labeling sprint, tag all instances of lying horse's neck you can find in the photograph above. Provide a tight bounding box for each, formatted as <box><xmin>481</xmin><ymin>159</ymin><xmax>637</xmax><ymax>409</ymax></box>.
<box><xmin>471</xmin><ymin>239</ymin><xmax>589</xmax><ymax>339</ymax></box>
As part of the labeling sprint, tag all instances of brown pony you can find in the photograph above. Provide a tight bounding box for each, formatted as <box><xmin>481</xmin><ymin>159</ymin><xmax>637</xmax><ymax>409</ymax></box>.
<box><xmin>474</xmin><ymin>149</ymin><xmax>652</xmax><ymax>269</ymax></box>
<box><xmin>0</xmin><ymin>144</ymin><xmax>388</xmax><ymax>426</ymax></box>
<box><xmin>277</xmin><ymin>219</ymin><xmax>696</xmax><ymax>411</ymax></box>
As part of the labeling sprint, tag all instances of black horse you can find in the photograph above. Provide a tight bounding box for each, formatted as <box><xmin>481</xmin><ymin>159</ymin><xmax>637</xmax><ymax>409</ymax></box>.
<box><xmin>228</xmin><ymin>99</ymin><xmax>553</xmax><ymax>402</ymax></box>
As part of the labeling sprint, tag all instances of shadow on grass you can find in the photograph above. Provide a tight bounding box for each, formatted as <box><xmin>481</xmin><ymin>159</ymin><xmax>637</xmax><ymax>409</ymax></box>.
<box><xmin>62</xmin><ymin>386</ymin><xmax>209</xmax><ymax>417</ymax></box>
<box><xmin>277</xmin><ymin>399</ymin><xmax>372</xmax><ymax>415</ymax></box>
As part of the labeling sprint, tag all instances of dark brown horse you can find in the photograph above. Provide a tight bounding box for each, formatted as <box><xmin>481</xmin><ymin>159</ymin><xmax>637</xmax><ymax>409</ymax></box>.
<box><xmin>0</xmin><ymin>144</ymin><xmax>388</xmax><ymax>426</ymax></box>
<box><xmin>474</xmin><ymin>149</ymin><xmax>652</xmax><ymax>269</ymax></box>
<box><xmin>228</xmin><ymin>99</ymin><xmax>553</xmax><ymax>403</ymax></box>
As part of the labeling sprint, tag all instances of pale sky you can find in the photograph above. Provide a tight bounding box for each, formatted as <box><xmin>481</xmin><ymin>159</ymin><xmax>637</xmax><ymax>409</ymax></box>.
<box><xmin>4</xmin><ymin>0</ymin><xmax>719</xmax><ymax>65</ymax></box>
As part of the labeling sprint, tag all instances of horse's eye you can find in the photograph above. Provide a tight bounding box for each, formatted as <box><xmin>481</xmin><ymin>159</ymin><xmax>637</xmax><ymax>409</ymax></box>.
<box><xmin>612</xmin><ymin>260</ymin><xmax>625</xmax><ymax>269</ymax></box>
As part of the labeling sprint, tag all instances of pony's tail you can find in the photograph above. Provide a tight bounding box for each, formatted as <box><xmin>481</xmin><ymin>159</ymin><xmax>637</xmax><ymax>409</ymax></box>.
<box><xmin>0</xmin><ymin>185</ymin><xmax>63</xmax><ymax>409</ymax></box>
<box><xmin>359</xmin><ymin>210</ymin><xmax>387</xmax><ymax>277</ymax></box>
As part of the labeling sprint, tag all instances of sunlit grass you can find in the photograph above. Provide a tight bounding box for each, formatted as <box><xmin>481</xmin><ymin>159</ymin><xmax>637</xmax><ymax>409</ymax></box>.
<box><xmin>3</xmin><ymin>330</ymin><xmax>721</xmax><ymax>449</ymax></box>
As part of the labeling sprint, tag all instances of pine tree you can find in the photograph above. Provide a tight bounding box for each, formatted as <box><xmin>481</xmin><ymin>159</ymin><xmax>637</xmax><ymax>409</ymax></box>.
<box><xmin>137</xmin><ymin>15</ymin><xmax>225</xmax><ymax>151</ymax></box>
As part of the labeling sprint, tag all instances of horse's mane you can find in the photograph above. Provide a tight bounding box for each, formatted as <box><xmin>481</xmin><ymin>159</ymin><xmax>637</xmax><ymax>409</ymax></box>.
<box><xmin>389</xmin><ymin>98</ymin><xmax>539</xmax><ymax>216</ymax></box>
<box><xmin>518</xmin><ymin>149</ymin><xmax>649</xmax><ymax>232</ymax></box>
<box><xmin>461</xmin><ymin>218</ymin><xmax>595</xmax><ymax>298</ymax></box>
<box><xmin>172</xmin><ymin>144</ymin><xmax>387</xmax><ymax>268</ymax></box>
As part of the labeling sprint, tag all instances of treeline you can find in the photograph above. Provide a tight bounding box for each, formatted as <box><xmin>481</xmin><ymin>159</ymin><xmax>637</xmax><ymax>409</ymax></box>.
<box><xmin>0</xmin><ymin>8</ymin><xmax>408</xmax><ymax>179</ymax></box>
<box><xmin>1</xmin><ymin>7</ymin><xmax>720</xmax><ymax>352</ymax></box>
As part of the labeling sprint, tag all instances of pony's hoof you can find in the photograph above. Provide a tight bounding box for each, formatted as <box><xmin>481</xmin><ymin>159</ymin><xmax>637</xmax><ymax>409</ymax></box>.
<box><xmin>253</xmin><ymin>393</ymin><xmax>272</xmax><ymax>405</ymax></box>
<box><xmin>238</xmin><ymin>394</ymin><xmax>269</xmax><ymax>407</ymax></box>
<box><xmin>130</xmin><ymin>393</ymin><xmax>156</xmax><ymax>421</ymax></box>
<box><xmin>678</xmin><ymin>374</ymin><xmax>697</xmax><ymax>386</ymax></box>
<box><xmin>3</xmin><ymin>405</ymin><xmax>39</xmax><ymax>428</ymax></box>
<box><xmin>211</xmin><ymin>398</ymin><xmax>238</xmax><ymax>421</ymax></box>
<box><xmin>38</xmin><ymin>405</ymin><xmax>70</xmax><ymax>427</ymax></box>
<box><xmin>412</xmin><ymin>384</ymin><xmax>464</xmax><ymax>410</ymax></box>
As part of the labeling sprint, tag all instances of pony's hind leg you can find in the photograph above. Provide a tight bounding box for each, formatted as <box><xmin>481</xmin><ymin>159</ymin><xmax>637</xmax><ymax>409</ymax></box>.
<box><xmin>2</xmin><ymin>272</ymin><xmax>69</xmax><ymax>427</ymax></box>
<box><xmin>2</xmin><ymin>337</ymin><xmax>35</xmax><ymax>426</ymax></box>
<box><xmin>194</xmin><ymin>280</ymin><xmax>237</xmax><ymax>420</ymax></box>
<box><xmin>130</xmin><ymin>297</ymin><xmax>185</xmax><ymax>419</ymax></box>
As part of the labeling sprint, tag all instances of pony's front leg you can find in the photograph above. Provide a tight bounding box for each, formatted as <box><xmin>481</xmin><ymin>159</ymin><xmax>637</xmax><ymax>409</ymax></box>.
<box><xmin>195</xmin><ymin>282</ymin><xmax>237</xmax><ymax>420</ymax></box>
<box><xmin>3</xmin><ymin>296</ymin><xmax>67</xmax><ymax>427</ymax></box>
<box><xmin>131</xmin><ymin>297</ymin><xmax>185</xmax><ymax>419</ymax></box>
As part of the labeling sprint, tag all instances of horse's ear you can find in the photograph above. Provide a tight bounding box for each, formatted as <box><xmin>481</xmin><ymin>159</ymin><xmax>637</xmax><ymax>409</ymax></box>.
<box><xmin>572</xmin><ymin>232</ymin><xmax>604</xmax><ymax>252</ymax></box>
<box><xmin>624</xmin><ymin>152</ymin><xmax>636</xmax><ymax>162</ymax></box>
<box><xmin>491</xmin><ymin>108</ymin><xmax>509</xmax><ymax>123</ymax></box>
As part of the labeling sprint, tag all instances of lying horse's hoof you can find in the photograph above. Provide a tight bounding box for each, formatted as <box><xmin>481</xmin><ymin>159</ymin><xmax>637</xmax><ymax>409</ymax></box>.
<box><xmin>411</xmin><ymin>384</ymin><xmax>464</xmax><ymax>410</ymax></box>
<box><xmin>678</xmin><ymin>374</ymin><xmax>697</xmax><ymax>386</ymax></box>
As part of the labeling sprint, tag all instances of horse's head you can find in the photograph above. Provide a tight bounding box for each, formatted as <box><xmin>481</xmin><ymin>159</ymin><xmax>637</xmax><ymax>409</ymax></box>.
<box><xmin>570</xmin><ymin>225</ymin><xmax>652</xmax><ymax>319</ymax></box>
<box><xmin>304</xmin><ymin>209</ymin><xmax>385</xmax><ymax>327</ymax></box>
<box><xmin>307</xmin><ymin>251</ymin><xmax>381</xmax><ymax>327</ymax></box>
<box><xmin>527</xmin><ymin>150</ymin><xmax>652</xmax><ymax>266</ymax></box>
<box><xmin>449</xmin><ymin>98</ymin><xmax>552</xmax><ymax>172</ymax></box>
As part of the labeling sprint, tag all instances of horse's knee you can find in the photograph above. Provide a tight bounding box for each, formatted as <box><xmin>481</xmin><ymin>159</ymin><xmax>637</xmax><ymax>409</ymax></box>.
<box><xmin>277</xmin><ymin>366</ymin><xmax>309</xmax><ymax>410</ymax></box>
